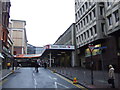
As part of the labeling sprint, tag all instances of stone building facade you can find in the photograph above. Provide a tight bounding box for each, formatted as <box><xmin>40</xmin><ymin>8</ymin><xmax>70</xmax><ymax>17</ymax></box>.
<box><xmin>75</xmin><ymin>0</ymin><xmax>120</xmax><ymax>72</ymax></box>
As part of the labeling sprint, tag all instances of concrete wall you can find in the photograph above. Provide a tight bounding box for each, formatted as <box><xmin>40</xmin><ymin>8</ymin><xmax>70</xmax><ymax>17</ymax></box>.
<box><xmin>54</xmin><ymin>23</ymin><xmax>77</xmax><ymax>67</ymax></box>
<box><xmin>9</xmin><ymin>20</ymin><xmax>27</xmax><ymax>54</ymax></box>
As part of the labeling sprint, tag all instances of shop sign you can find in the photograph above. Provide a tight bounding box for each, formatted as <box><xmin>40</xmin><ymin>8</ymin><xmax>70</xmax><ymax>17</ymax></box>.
<box><xmin>45</xmin><ymin>44</ymin><xmax>75</xmax><ymax>50</ymax></box>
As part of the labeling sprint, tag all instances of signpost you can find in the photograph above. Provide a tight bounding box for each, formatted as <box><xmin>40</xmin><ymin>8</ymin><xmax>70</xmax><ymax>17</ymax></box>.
<box><xmin>88</xmin><ymin>44</ymin><xmax>107</xmax><ymax>85</ymax></box>
<box><xmin>88</xmin><ymin>44</ymin><xmax>95</xmax><ymax>85</ymax></box>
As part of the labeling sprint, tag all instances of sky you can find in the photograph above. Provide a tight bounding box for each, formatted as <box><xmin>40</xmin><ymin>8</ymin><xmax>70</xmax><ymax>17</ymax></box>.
<box><xmin>10</xmin><ymin>0</ymin><xmax>75</xmax><ymax>47</ymax></box>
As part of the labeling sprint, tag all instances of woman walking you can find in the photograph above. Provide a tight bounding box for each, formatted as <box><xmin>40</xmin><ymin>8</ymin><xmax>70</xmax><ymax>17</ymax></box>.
<box><xmin>108</xmin><ymin>65</ymin><xmax>115</xmax><ymax>88</ymax></box>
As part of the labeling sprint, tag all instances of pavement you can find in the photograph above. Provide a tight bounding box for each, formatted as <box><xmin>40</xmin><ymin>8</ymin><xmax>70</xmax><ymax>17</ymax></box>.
<box><xmin>0</xmin><ymin>67</ymin><xmax>19</xmax><ymax>81</ymax></box>
<box><xmin>49</xmin><ymin>67</ymin><xmax>120</xmax><ymax>89</ymax></box>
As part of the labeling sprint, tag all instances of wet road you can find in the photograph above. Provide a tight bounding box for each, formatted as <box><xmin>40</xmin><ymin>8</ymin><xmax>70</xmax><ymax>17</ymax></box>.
<box><xmin>2</xmin><ymin>67</ymin><xmax>86</xmax><ymax>89</ymax></box>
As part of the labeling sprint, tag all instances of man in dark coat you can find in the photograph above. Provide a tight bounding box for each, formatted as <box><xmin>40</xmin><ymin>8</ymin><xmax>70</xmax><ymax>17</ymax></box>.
<box><xmin>35</xmin><ymin>63</ymin><xmax>39</xmax><ymax>72</ymax></box>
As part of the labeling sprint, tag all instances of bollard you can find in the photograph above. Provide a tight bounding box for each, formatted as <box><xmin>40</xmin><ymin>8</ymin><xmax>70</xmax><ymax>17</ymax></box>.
<box><xmin>11</xmin><ymin>70</ymin><xmax>14</xmax><ymax>73</ymax></box>
<box><xmin>73</xmin><ymin>77</ymin><xmax>78</xmax><ymax>84</ymax></box>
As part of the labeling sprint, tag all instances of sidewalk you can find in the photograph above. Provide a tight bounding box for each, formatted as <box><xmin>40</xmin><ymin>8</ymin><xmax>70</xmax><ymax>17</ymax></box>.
<box><xmin>50</xmin><ymin>67</ymin><xmax>120</xmax><ymax>89</ymax></box>
<box><xmin>0</xmin><ymin>67</ymin><xmax>18</xmax><ymax>81</ymax></box>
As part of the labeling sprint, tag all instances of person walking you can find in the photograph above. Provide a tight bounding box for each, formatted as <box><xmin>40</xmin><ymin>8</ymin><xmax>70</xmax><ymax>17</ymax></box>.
<box><xmin>44</xmin><ymin>62</ymin><xmax>47</xmax><ymax>69</ymax></box>
<box><xmin>108</xmin><ymin>64</ymin><xmax>115</xmax><ymax>88</ymax></box>
<box><xmin>35</xmin><ymin>63</ymin><xmax>39</xmax><ymax>73</ymax></box>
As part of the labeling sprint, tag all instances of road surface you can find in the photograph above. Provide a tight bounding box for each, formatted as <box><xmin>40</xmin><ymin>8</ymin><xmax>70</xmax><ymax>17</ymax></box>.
<box><xmin>2</xmin><ymin>67</ymin><xmax>86</xmax><ymax>89</ymax></box>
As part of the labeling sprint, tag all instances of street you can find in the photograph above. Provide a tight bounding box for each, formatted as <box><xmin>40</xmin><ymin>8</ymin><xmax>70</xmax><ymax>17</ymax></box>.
<box><xmin>2</xmin><ymin>67</ymin><xmax>86</xmax><ymax>89</ymax></box>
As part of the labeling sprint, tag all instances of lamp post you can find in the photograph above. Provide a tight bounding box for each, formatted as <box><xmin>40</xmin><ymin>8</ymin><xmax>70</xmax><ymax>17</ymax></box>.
<box><xmin>88</xmin><ymin>44</ymin><xmax>94</xmax><ymax>85</ymax></box>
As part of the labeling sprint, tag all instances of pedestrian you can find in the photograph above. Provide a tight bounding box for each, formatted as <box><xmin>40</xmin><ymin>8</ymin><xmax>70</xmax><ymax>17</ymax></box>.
<box><xmin>108</xmin><ymin>64</ymin><xmax>115</xmax><ymax>88</ymax></box>
<box><xmin>35</xmin><ymin>63</ymin><xmax>39</xmax><ymax>73</ymax></box>
<box><xmin>44</xmin><ymin>62</ymin><xmax>47</xmax><ymax>69</ymax></box>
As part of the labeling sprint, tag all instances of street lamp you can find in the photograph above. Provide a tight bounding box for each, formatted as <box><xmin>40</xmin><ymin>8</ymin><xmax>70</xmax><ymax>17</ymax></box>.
<box><xmin>88</xmin><ymin>44</ymin><xmax>94</xmax><ymax>85</ymax></box>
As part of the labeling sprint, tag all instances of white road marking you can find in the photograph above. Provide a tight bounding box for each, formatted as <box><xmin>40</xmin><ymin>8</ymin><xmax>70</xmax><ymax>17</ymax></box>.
<box><xmin>49</xmin><ymin>76</ymin><xmax>57</xmax><ymax>80</ymax></box>
<box><xmin>53</xmin><ymin>78</ymin><xmax>57</xmax><ymax>80</ymax></box>
<box><xmin>33</xmin><ymin>73</ymin><xmax>37</xmax><ymax>88</ymax></box>
<box><xmin>49</xmin><ymin>76</ymin><xmax>52</xmax><ymax>79</ymax></box>
<box><xmin>34</xmin><ymin>79</ymin><xmax>37</xmax><ymax>85</ymax></box>
<box><xmin>33</xmin><ymin>73</ymin><xmax>35</xmax><ymax>77</ymax></box>
<box><xmin>57</xmin><ymin>82</ymin><xmax>69</xmax><ymax>88</ymax></box>
<box><xmin>49</xmin><ymin>75</ymin><xmax>68</xmax><ymax>88</ymax></box>
<box><xmin>54</xmin><ymin>82</ymin><xmax>57</xmax><ymax>88</ymax></box>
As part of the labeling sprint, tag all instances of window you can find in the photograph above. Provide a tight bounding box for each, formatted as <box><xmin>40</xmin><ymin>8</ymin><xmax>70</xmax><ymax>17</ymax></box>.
<box><xmin>79</xmin><ymin>36</ymin><xmax>81</xmax><ymax>42</ymax></box>
<box><xmin>89</xmin><ymin>12</ymin><xmax>92</xmax><ymax>20</ymax></box>
<box><xmin>84</xmin><ymin>32</ymin><xmax>86</xmax><ymax>40</ymax></box>
<box><xmin>107</xmin><ymin>15</ymin><xmax>112</xmax><ymax>26</ymax></box>
<box><xmin>101</xmin><ymin>23</ymin><xmax>104</xmax><ymax>32</ymax></box>
<box><xmin>107</xmin><ymin>0</ymin><xmax>113</xmax><ymax>7</ymax></box>
<box><xmin>89</xmin><ymin>0</ymin><xmax>91</xmax><ymax>6</ymax></box>
<box><xmin>114</xmin><ymin>10</ymin><xmax>119</xmax><ymax>22</ymax></box>
<box><xmin>80</xmin><ymin>8</ymin><xmax>82</xmax><ymax>15</ymax></box>
<box><xmin>75</xmin><ymin>14</ymin><xmax>77</xmax><ymax>20</ymax></box>
<box><xmin>107</xmin><ymin>2</ymin><xmax>110</xmax><ymax>6</ymax></box>
<box><xmin>85</xmin><ymin>2</ymin><xmax>88</xmax><ymax>10</ymax></box>
<box><xmin>76</xmin><ymin>25</ymin><xmax>78</xmax><ymax>32</ymax></box>
<box><xmin>93</xmin><ymin>25</ymin><xmax>97</xmax><ymax>34</ymax></box>
<box><xmin>78</xmin><ymin>1</ymin><xmax>80</xmax><ymax>6</ymax></box>
<box><xmin>81</xmin><ymin>21</ymin><xmax>83</xmax><ymax>28</ymax></box>
<box><xmin>86</xmin><ymin>16</ymin><xmax>88</xmax><ymax>23</ymax></box>
<box><xmin>77</xmin><ymin>37</ymin><xmax>78</xmax><ymax>43</ymax></box>
<box><xmin>78</xmin><ymin>23</ymin><xmax>80</xmax><ymax>30</ymax></box>
<box><xmin>82</xmin><ymin>5</ymin><xmax>85</xmax><ymax>12</ymax></box>
<box><xmin>107</xmin><ymin>1</ymin><xmax>112</xmax><ymax>7</ymax></box>
<box><xmin>83</xmin><ymin>18</ymin><xmax>85</xmax><ymax>25</ymax></box>
<box><xmin>93</xmin><ymin>9</ymin><xmax>96</xmax><ymax>17</ymax></box>
<box><xmin>100</xmin><ymin>6</ymin><xmax>104</xmax><ymax>15</ymax></box>
<box><xmin>87</xmin><ymin>30</ymin><xmax>89</xmax><ymax>38</ymax></box>
<box><xmin>82</xmin><ymin>34</ymin><xmax>84</xmax><ymax>40</ymax></box>
<box><xmin>90</xmin><ymin>28</ymin><xmax>93</xmax><ymax>36</ymax></box>
<box><xmin>75</xmin><ymin>2</ymin><xmax>77</xmax><ymax>8</ymax></box>
<box><xmin>78</xmin><ymin>11</ymin><xmax>80</xmax><ymax>18</ymax></box>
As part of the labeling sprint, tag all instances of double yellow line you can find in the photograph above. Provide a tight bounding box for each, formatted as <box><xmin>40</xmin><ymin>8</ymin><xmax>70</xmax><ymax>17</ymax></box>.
<box><xmin>54</xmin><ymin>73</ymin><xmax>88</xmax><ymax>90</ymax></box>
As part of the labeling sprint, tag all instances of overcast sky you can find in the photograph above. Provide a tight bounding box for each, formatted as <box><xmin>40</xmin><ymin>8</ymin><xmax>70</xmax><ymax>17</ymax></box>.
<box><xmin>10</xmin><ymin>0</ymin><xmax>75</xmax><ymax>47</ymax></box>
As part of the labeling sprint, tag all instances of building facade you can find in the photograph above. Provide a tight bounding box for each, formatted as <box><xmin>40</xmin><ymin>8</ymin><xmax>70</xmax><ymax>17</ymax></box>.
<box><xmin>9</xmin><ymin>20</ymin><xmax>28</xmax><ymax>55</ymax></box>
<box><xmin>103</xmin><ymin>1</ymin><xmax>120</xmax><ymax>72</ymax></box>
<box><xmin>75</xmin><ymin>0</ymin><xmax>120</xmax><ymax>71</ymax></box>
<box><xmin>0</xmin><ymin>0</ymin><xmax>13</xmax><ymax>69</ymax></box>
<box><xmin>54</xmin><ymin>23</ymin><xmax>77</xmax><ymax>67</ymax></box>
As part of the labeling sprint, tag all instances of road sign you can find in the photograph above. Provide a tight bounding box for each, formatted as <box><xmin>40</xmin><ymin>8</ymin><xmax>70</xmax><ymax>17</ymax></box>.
<box><xmin>88</xmin><ymin>45</ymin><xmax>95</xmax><ymax>52</ymax></box>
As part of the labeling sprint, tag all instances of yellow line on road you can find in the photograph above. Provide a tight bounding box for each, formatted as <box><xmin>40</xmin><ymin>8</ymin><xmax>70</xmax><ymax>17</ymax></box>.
<box><xmin>0</xmin><ymin>79</ymin><xmax>8</xmax><ymax>86</ymax></box>
<box><xmin>54</xmin><ymin>73</ymin><xmax>88</xmax><ymax>90</ymax></box>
